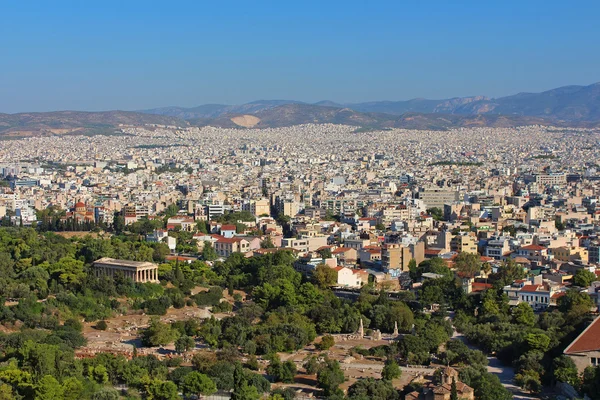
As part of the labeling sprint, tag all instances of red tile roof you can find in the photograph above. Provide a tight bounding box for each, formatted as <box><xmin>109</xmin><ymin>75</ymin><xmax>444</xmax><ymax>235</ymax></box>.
<box><xmin>221</xmin><ymin>225</ymin><xmax>237</xmax><ymax>231</ymax></box>
<box><xmin>565</xmin><ymin>317</ymin><xmax>600</xmax><ymax>354</ymax></box>
<box><xmin>425</xmin><ymin>249</ymin><xmax>442</xmax><ymax>255</ymax></box>
<box><xmin>520</xmin><ymin>284</ymin><xmax>541</xmax><ymax>292</ymax></box>
<box><xmin>521</xmin><ymin>244</ymin><xmax>546</xmax><ymax>251</ymax></box>
<box><xmin>332</xmin><ymin>247</ymin><xmax>353</xmax><ymax>254</ymax></box>
<box><xmin>472</xmin><ymin>283</ymin><xmax>493</xmax><ymax>292</ymax></box>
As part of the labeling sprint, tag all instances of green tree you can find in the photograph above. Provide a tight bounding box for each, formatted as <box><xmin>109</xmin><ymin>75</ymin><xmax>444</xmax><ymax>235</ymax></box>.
<box><xmin>317</xmin><ymin>358</ymin><xmax>345</xmax><ymax>397</ymax></box>
<box><xmin>450</xmin><ymin>377</ymin><xmax>458</xmax><ymax>400</ymax></box>
<box><xmin>266</xmin><ymin>354</ymin><xmax>297</xmax><ymax>383</ymax></box>
<box><xmin>318</xmin><ymin>248</ymin><xmax>332</xmax><ymax>259</ymax></box>
<box><xmin>553</xmin><ymin>355</ymin><xmax>580</xmax><ymax>387</ymax></box>
<box><xmin>347</xmin><ymin>378</ymin><xmax>399</xmax><ymax>400</ymax></box>
<box><xmin>202</xmin><ymin>242</ymin><xmax>218</xmax><ymax>261</ymax></box>
<box><xmin>382</xmin><ymin>360</ymin><xmax>401</xmax><ymax>381</ymax></box>
<box><xmin>34</xmin><ymin>375</ymin><xmax>64</xmax><ymax>400</ymax></box>
<box><xmin>313</xmin><ymin>264</ymin><xmax>337</xmax><ymax>288</ymax></box>
<box><xmin>89</xmin><ymin>365</ymin><xmax>109</xmax><ymax>384</ymax></box>
<box><xmin>427</xmin><ymin>208</ymin><xmax>444</xmax><ymax>221</ymax></box>
<box><xmin>260</xmin><ymin>236</ymin><xmax>275</xmax><ymax>249</ymax></box>
<box><xmin>525</xmin><ymin>333</ymin><xmax>551</xmax><ymax>352</ymax></box>
<box><xmin>317</xmin><ymin>335</ymin><xmax>335</xmax><ymax>351</ymax></box>
<box><xmin>144</xmin><ymin>379</ymin><xmax>179</xmax><ymax>400</ymax></box>
<box><xmin>574</xmin><ymin>269</ymin><xmax>596</xmax><ymax>288</ymax></box>
<box><xmin>558</xmin><ymin>289</ymin><xmax>594</xmax><ymax>324</ymax></box>
<box><xmin>50</xmin><ymin>256</ymin><xmax>86</xmax><ymax>286</ymax></box>
<box><xmin>181</xmin><ymin>371</ymin><xmax>217</xmax><ymax>397</ymax></box>
<box><xmin>232</xmin><ymin>363</ymin><xmax>260</xmax><ymax>400</ymax></box>
<box><xmin>275</xmin><ymin>214</ymin><xmax>291</xmax><ymax>227</ymax></box>
<box><xmin>141</xmin><ymin>318</ymin><xmax>181</xmax><ymax>347</ymax></box>
<box><xmin>112</xmin><ymin>215</ymin><xmax>125</xmax><ymax>234</ymax></box>
<box><xmin>454</xmin><ymin>252</ymin><xmax>481</xmax><ymax>278</ymax></box>
<box><xmin>175</xmin><ymin>334</ymin><xmax>195</xmax><ymax>353</ymax></box>
<box><xmin>303</xmin><ymin>355</ymin><xmax>321</xmax><ymax>375</ymax></box>
<box><xmin>492</xmin><ymin>259</ymin><xmax>526</xmax><ymax>287</ymax></box>
<box><xmin>512</xmin><ymin>302</ymin><xmax>535</xmax><ymax>327</ymax></box>
<box><xmin>61</xmin><ymin>377</ymin><xmax>83</xmax><ymax>400</ymax></box>
<box><xmin>165</xmin><ymin>204</ymin><xmax>180</xmax><ymax>218</ymax></box>
<box><xmin>515</xmin><ymin>369</ymin><xmax>542</xmax><ymax>393</ymax></box>
<box><xmin>0</xmin><ymin>383</ymin><xmax>15</xmax><ymax>400</ymax></box>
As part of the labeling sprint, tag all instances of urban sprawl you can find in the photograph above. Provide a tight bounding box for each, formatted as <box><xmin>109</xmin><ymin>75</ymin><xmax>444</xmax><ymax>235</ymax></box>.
<box><xmin>2</xmin><ymin>123</ymin><xmax>600</xmax><ymax>399</ymax></box>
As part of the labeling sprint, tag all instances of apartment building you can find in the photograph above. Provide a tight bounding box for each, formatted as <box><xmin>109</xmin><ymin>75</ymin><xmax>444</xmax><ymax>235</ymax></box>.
<box><xmin>214</xmin><ymin>237</ymin><xmax>250</xmax><ymax>257</ymax></box>
<box><xmin>551</xmin><ymin>246</ymin><xmax>589</xmax><ymax>264</ymax></box>
<box><xmin>242</xmin><ymin>198</ymin><xmax>270</xmax><ymax>217</ymax></box>
<box><xmin>484</xmin><ymin>236</ymin><xmax>511</xmax><ymax>260</ymax></box>
<box><xmin>381</xmin><ymin>241</ymin><xmax>425</xmax><ymax>277</ymax></box>
<box><xmin>417</xmin><ymin>187</ymin><xmax>460</xmax><ymax>209</ymax></box>
<box><xmin>450</xmin><ymin>233</ymin><xmax>478</xmax><ymax>254</ymax></box>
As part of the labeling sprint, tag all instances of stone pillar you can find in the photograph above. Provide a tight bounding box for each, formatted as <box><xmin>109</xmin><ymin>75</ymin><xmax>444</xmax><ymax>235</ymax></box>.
<box><xmin>358</xmin><ymin>318</ymin><xmax>364</xmax><ymax>338</ymax></box>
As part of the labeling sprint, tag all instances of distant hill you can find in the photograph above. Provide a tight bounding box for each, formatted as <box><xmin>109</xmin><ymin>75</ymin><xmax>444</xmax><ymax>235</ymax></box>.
<box><xmin>140</xmin><ymin>100</ymin><xmax>305</xmax><ymax>120</ymax></box>
<box><xmin>0</xmin><ymin>111</ymin><xmax>187</xmax><ymax>138</ymax></box>
<box><xmin>189</xmin><ymin>103</ymin><xmax>555</xmax><ymax>130</ymax></box>
<box><xmin>141</xmin><ymin>82</ymin><xmax>600</xmax><ymax>123</ymax></box>
<box><xmin>452</xmin><ymin>83</ymin><xmax>600</xmax><ymax>120</ymax></box>
<box><xmin>2</xmin><ymin>82</ymin><xmax>600</xmax><ymax>136</ymax></box>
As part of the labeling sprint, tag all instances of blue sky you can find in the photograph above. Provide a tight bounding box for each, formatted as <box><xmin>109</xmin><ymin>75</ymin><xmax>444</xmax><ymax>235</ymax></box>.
<box><xmin>1</xmin><ymin>0</ymin><xmax>599</xmax><ymax>112</ymax></box>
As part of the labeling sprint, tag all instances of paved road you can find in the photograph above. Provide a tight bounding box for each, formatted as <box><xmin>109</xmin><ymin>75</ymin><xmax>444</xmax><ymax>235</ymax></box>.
<box><xmin>451</xmin><ymin>327</ymin><xmax>539</xmax><ymax>399</ymax></box>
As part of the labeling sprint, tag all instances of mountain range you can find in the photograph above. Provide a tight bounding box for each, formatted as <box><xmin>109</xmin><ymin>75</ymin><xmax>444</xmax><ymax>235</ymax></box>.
<box><xmin>141</xmin><ymin>82</ymin><xmax>600</xmax><ymax>122</ymax></box>
<box><xmin>1</xmin><ymin>82</ymin><xmax>599</xmax><ymax>137</ymax></box>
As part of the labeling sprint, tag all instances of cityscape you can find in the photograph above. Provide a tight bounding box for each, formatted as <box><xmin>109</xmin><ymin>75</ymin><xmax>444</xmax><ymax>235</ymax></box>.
<box><xmin>2</xmin><ymin>1</ymin><xmax>600</xmax><ymax>400</ymax></box>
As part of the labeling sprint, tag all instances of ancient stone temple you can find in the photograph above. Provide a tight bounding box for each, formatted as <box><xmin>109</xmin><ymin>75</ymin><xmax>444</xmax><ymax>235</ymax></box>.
<box><xmin>93</xmin><ymin>258</ymin><xmax>159</xmax><ymax>283</ymax></box>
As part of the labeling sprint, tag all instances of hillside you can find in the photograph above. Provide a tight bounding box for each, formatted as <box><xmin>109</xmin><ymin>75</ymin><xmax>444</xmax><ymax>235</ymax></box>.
<box><xmin>141</xmin><ymin>82</ymin><xmax>600</xmax><ymax>123</ymax></box>
<box><xmin>190</xmin><ymin>104</ymin><xmax>555</xmax><ymax>130</ymax></box>
<box><xmin>0</xmin><ymin>111</ymin><xmax>188</xmax><ymax>138</ymax></box>
<box><xmin>140</xmin><ymin>100</ymin><xmax>305</xmax><ymax>120</ymax></box>
<box><xmin>453</xmin><ymin>82</ymin><xmax>600</xmax><ymax>120</ymax></box>
<box><xmin>3</xmin><ymin>82</ymin><xmax>600</xmax><ymax>137</ymax></box>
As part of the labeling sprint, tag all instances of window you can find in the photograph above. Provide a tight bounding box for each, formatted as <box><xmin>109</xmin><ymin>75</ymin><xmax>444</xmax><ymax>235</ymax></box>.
<box><xmin>592</xmin><ymin>357</ymin><xmax>598</xmax><ymax>366</ymax></box>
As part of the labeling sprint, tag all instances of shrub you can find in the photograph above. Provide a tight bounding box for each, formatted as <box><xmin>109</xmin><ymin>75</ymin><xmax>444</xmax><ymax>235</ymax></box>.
<box><xmin>96</xmin><ymin>320</ymin><xmax>108</xmax><ymax>330</ymax></box>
